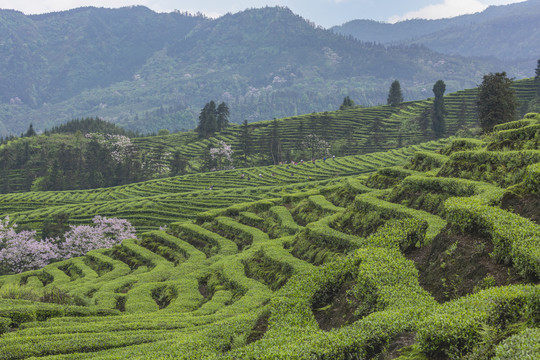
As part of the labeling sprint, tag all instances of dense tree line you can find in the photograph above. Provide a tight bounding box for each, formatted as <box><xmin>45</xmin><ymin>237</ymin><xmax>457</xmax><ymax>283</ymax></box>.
<box><xmin>0</xmin><ymin>135</ymin><xmax>143</xmax><ymax>193</ymax></box>
<box><xmin>45</xmin><ymin>117</ymin><xmax>138</xmax><ymax>137</ymax></box>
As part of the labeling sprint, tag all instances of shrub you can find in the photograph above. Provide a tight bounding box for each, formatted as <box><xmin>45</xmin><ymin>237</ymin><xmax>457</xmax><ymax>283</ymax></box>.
<box><xmin>493</xmin><ymin>328</ymin><xmax>540</xmax><ymax>360</ymax></box>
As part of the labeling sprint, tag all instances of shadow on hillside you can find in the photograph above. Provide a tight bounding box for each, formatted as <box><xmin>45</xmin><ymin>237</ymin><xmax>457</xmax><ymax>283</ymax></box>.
<box><xmin>406</xmin><ymin>229</ymin><xmax>524</xmax><ymax>303</ymax></box>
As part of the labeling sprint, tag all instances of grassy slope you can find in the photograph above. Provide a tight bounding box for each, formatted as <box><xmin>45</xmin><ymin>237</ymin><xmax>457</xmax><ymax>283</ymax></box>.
<box><xmin>0</xmin><ymin>115</ymin><xmax>538</xmax><ymax>359</ymax></box>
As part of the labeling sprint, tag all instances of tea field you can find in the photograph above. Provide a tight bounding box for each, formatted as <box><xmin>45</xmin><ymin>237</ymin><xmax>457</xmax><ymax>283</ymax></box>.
<box><xmin>0</xmin><ymin>114</ymin><xmax>539</xmax><ymax>359</ymax></box>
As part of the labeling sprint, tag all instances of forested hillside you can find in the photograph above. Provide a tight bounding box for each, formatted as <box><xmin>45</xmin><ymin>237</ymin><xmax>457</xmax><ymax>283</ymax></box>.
<box><xmin>0</xmin><ymin>112</ymin><xmax>538</xmax><ymax>358</ymax></box>
<box><xmin>0</xmin><ymin>6</ymin><xmax>531</xmax><ymax>136</ymax></box>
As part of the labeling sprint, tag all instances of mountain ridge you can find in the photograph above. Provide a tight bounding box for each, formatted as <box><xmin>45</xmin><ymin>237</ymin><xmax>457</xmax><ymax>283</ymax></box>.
<box><xmin>332</xmin><ymin>0</ymin><xmax>540</xmax><ymax>61</ymax></box>
<box><xmin>0</xmin><ymin>5</ymin><xmax>534</xmax><ymax>136</ymax></box>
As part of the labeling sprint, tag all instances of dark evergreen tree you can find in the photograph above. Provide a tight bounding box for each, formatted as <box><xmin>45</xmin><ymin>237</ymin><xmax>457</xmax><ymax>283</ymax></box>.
<box><xmin>339</xmin><ymin>96</ymin><xmax>355</xmax><ymax>110</ymax></box>
<box><xmin>25</xmin><ymin>123</ymin><xmax>36</xmax><ymax>137</ymax></box>
<box><xmin>387</xmin><ymin>80</ymin><xmax>403</xmax><ymax>107</ymax></box>
<box><xmin>170</xmin><ymin>150</ymin><xmax>188</xmax><ymax>176</ymax></box>
<box><xmin>477</xmin><ymin>72</ymin><xmax>517</xmax><ymax>133</ymax></box>
<box><xmin>432</xmin><ymin>80</ymin><xmax>447</xmax><ymax>138</ymax></box>
<box><xmin>196</xmin><ymin>101</ymin><xmax>217</xmax><ymax>138</ymax></box>
<box><xmin>216</xmin><ymin>102</ymin><xmax>230</xmax><ymax>132</ymax></box>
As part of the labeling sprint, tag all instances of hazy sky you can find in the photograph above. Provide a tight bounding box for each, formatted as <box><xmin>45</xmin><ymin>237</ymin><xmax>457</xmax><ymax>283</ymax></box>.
<box><xmin>0</xmin><ymin>0</ymin><xmax>527</xmax><ymax>27</ymax></box>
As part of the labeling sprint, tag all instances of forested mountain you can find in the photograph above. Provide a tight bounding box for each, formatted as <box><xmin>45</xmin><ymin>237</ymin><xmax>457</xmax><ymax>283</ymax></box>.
<box><xmin>0</xmin><ymin>6</ymin><xmax>531</xmax><ymax>136</ymax></box>
<box><xmin>332</xmin><ymin>0</ymin><xmax>540</xmax><ymax>62</ymax></box>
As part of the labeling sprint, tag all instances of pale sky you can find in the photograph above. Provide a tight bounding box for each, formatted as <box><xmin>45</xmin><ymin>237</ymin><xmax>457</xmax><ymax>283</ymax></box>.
<box><xmin>0</xmin><ymin>0</ymin><xmax>527</xmax><ymax>27</ymax></box>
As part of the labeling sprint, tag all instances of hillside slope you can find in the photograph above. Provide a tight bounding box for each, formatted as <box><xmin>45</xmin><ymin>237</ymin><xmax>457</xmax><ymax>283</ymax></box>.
<box><xmin>0</xmin><ymin>114</ymin><xmax>538</xmax><ymax>358</ymax></box>
<box><xmin>2</xmin><ymin>77</ymin><xmax>537</xmax><ymax>194</ymax></box>
<box><xmin>0</xmin><ymin>6</ymin><xmax>530</xmax><ymax>136</ymax></box>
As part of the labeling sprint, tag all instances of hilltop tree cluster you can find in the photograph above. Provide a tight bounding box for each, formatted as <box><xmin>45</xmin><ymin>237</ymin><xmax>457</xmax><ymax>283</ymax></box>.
<box><xmin>0</xmin><ymin>119</ymin><xmax>178</xmax><ymax>194</ymax></box>
<box><xmin>196</xmin><ymin>101</ymin><xmax>230</xmax><ymax>138</ymax></box>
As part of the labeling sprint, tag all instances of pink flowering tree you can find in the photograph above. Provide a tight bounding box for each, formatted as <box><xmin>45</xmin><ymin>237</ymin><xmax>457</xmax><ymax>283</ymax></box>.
<box><xmin>209</xmin><ymin>141</ymin><xmax>234</xmax><ymax>170</ymax></box>
<box><xmin>84</xmin><ymin>133</ymin><xmax>137</xmax><ymax>163</ymax></box>
<box><xmin>0</xmin><ymin>216</ymin><xmax>136</xmax><ymax>274</ymax></box>
<box><xmin>0</xmin><ymin>217</ymin><xmax>59</xmax><ymax>274</ymax></box>
<box><xmin>59</xmin><ymin>216</ymin><xmax>136</xmax><ymax>259</ymax></box>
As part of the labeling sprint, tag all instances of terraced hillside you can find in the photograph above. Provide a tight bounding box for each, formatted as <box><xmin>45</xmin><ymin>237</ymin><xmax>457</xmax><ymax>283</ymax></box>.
<box><xmin>132</xmin><ymin>77</ymin><xmax>538</xmax><ymax>169</ymax></box>
<box><xmin>0</xmin><ymin>114</ymin><xmax>539</xmax><ymax>359</ymax></box>
<box><xmin>1</xmin><ymin>78</ymin><xmax>536</xmax><ymax>195</ymax></box>
<box><xmin>0</xmin><ymin>140</ymin><xmax>448</xmax><ymax>234</ymax></box>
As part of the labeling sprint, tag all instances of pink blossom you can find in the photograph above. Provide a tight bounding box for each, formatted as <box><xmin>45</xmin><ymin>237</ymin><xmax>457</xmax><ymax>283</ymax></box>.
<box><xmin>0</xmin><ymin>217</ymin><xmax>59</xmax><ymax>273</ymax></box>
<box><xmin>60</xmin><ymin>216</ymin><xmax>136</xmax><ymax>258</ymax></box>
<box><xmin>210</xmin><ymin>141</ymin><xmax>234</xmax><ymax>170</ymax></box>
<box><xmin>0</xmin><ymin>216</ymin><xmax>136</xmax><ymax>274</ymax></box>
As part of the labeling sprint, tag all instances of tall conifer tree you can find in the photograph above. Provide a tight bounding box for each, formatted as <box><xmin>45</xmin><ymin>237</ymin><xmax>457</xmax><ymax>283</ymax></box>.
<box><xmin>432</xmin><ymin>80</ymin><xmax>447</xmax><ymax>138</ymax></box>
<box><xmin>387</xmin><ymin>80</ymin><xmax>403</xmax><ymax>107</ymax></box>
<box><xmin>216</xmin><ymin>102</ymin><xmax>230</xmax><ymax>132</ymax></box>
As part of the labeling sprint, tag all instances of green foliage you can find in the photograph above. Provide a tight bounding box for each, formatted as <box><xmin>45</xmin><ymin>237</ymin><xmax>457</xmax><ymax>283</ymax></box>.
<box><xmin>0</xmin><ymin>316</ymin><xmax>10</xmax><ymax>334</ymax></box>
<box><xmin>440</xmin><ymin>138</ymin><xmax>485</xmax><ymax>156</ymax></box>
<box><xmin>339</xmin><ymin>96</ymin><xmax>355</xmax><ymax>110</ymax></box>
<box><xmin>477</xmin><ymin>72</ymin><xmax>518</xmax><ymax>133</ymax></box>
<box><xmin>0</xmin><ymin>112</ymin><xmax>538</xmax><ymax>359</ymax></box>
<box><xmin>46</xmin><ymin>117</ymin><xmax>137</xmax><ymax>137</ymax></box>
<box><xmin>438</xmin><ymin>150</ymin><xmax>540</xmax><ymax>187</ymax></box>
<box><xmin>445</xmin><ymin>196</ymin><xmax>540</xmax><ymax>278</ymax></box>
<box><xmin>432</xmin><ymin>80</ymin><xmax>447</xmax><ymax>138</ymax></box>
<box><xmin>405</xmin><ymin>151</ymin><xmax>448</xmax><ymax>171</ymax></box>
<box><xmin>387</xmin><ymin>80</ymin><xmax>404</xmax><ymax>107</ymax></box>
<box><xmin>417</xmin><ymin>285</ymin><xmax>537</xmax><ymax>359</ymax></box>
<box><xmin>493</xmin><ymin>328</ymin><xmax>540</xmax><ymax>360</ymax></box>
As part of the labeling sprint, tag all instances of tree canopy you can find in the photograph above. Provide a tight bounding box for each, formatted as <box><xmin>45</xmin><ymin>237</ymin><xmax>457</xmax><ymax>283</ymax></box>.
<box><xmin>196</xmin><ymin>101</ymin><xmax>230</xmax><ymax>138</ymax></box>
<box><xmin>432</xmin><ymin>80</ymin><xmax>447</xmax><ymax>138</ymax></box>
<box><xmin>339</xmin><ymin>96</ymin><xmax>355</xmax><ymax>110</ymax></box>
<box><xmin>387</xmin><ymin>80</ymin><xmax>403</xmax><ymax>107</ymax></box>
<box><xmin>477</xmin><ymin>72</ymin><xmax>517</xmax><ymax>133</ymax></box>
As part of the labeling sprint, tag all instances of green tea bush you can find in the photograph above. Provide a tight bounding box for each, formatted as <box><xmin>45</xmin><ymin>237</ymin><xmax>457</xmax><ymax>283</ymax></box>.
<box><xmin>406</xmin><ymin>151</ymin><xmax>448</xmax><ymax>171</ymax></box>
<box><xmin>389</xmin><ymin>175</ymin><xmax>505</xmax><ymax>214</ymax></box>
<box><xmin>440</xmin><ymin>138</ymin><xmax>485</xmax><ymax>156</ymax></box>
<box><xmin>268</xmin><ymin>206</ymin><xmax>303</xmax><ymax>235</ymax></box>
<box><xmin>238</xmin><ymin>212</ymin><xmax>265</xmax><ymax>228</ymax></box>
<box><xmin>365</xmin><ymin>167</ymin><xmax>416</xmax><ymax>189</ymax></box>
<box><xmin>445</xmin><ymin>197</ymin><xmax>540</xmax><ymax>278</ymax></box>
<box><xmin>493</xmin><ymin>118</ymin><xmax>538</xmax><ymax>131</ymax></box>
<box><xmin>169</xmin><ymin>222</ymin><xmax>237</xmax><ymax>256</ymax></box>
<box><xmin>0</xmin><ymin>316</ymin><xmax>10</xmax><ymax>334</ymax></box>
<box><xmin>438</xmin><ymin>150</ymin><xmax>540</xmax><ymax>186</ymax></box>
<box><xmin>417</xmin><ymin>285</ymin><xmax>537</xmax><ymax>359</ymax></box>
<box><xmin>493</xmin><ymin>327</ymin><xmax>540</xmax><ymax>359</ymax></box>
<box><xmin>348</xmin><ymin>193</ymin><xmax>446</xmax><ymax>243</ymax></box>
